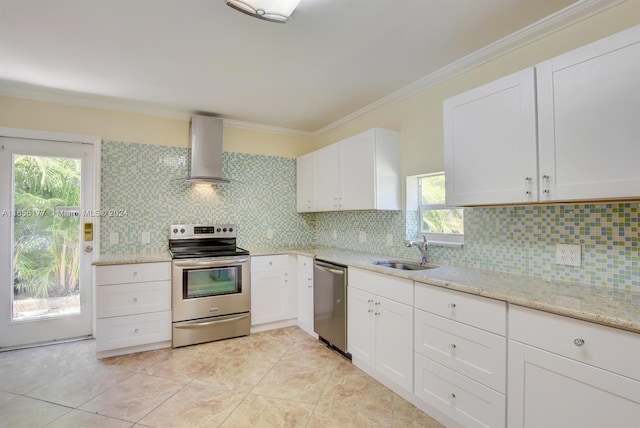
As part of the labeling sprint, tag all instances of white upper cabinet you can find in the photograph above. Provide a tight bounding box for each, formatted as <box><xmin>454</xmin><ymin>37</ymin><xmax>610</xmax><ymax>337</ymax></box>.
<box><xmin>298</xmin><ymin>128</ymin><xmax>400</xmax><ymax>212</ymax></box>
<box><xmin>296</xmin><ymin>152</ymin><xmax>314</xmax><ymax>212</ymax></box>
<box><xmin>537</xmin><ymin>24</ymin><xmax>640</xmax><ymax>202</ymax></box>
<box><xmin>312</xmin><ymin>144</ymin><xmax>340</xmax><ymax>211</ymax></box>
<box><xmin>444</xmin><ymin>24</ymin><xmax>640</xmax><ymax>206</ymax></box>
<box><xmin>444</xmin><ymin>68</ymin><xmax>538</xmax><ymax>206</ymax></box>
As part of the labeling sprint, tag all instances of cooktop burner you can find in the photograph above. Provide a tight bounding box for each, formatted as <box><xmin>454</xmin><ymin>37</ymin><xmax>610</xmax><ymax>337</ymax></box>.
<box><xmin>168</xmin><ymin>224</ymin><xmax>249</xmax><ymax>259</ymax></box>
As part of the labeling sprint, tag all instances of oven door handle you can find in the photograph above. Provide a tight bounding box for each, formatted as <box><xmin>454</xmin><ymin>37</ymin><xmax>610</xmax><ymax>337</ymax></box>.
<box><xmin>174</xmin><ymin>314</ymin><xmax>250</xmax><ymax>328</ymax></box>
<box><xmin>173</xmin><ymin>258</ymin><xmax>249</xmax><ymax>268</ymax></box>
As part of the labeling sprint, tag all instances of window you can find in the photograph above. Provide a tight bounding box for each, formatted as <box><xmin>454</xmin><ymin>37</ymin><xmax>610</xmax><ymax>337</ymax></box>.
<box><xmin>419</xmin><ymin>172</ymin><xmax>463</xmax><ymax>246</ymax></box>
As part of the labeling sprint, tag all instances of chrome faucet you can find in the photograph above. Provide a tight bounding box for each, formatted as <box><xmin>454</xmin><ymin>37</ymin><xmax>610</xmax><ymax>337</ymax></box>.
<box><xmin>406</xmin><ymin>235</ymin><xmax>429</xmax><ymax>264</ymax></box>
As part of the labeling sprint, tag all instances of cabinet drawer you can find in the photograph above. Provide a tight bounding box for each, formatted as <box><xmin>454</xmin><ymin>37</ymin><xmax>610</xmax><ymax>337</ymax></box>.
<box><xmin>96</xmin><ymin>281</ymin><xmax>171</xmax><ymax>319</ymax></box>
<box><xmin>415</xmin><ymin>283</ymin><xmax>506</xmax><ymax>335</ymax></box>
<box><xmin>297</xmin><ymin>255</ymin><xmax>314</xmax><ymax>273</ymax></box>
<box><xmin>415</xmin><ymin>309</ymin><xmax>506</xmax><ymax>393</ymax></box>
<box><xmin>251</xmin><ymin>255</ymin><xmax>289</xmax><ymax>272</ymax></box>
<box><xmin>415</xmin><ymin>353</ymin><xmax>506</xmax><ymax>428</ymax></box>
<box><xmin>348</xmin><ymin>267</ymin><xmax>413</xmax><ymax>305</ymax></box>
<box><xmin>510</xmin><ymin>305</ymin><xmax>640</xmax><ymax>382</ymax></box>
<box><xmin>95</xmin><ymin>311</ymin><xmax>172</xmax><ymax>352</ymax></box>
<box><xmin>96</xmin><ymin>262</ymin><xmax>171</xmax><ymax>286</ymax></box>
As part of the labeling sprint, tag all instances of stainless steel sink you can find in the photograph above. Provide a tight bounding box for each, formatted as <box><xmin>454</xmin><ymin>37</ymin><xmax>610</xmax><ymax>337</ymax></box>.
<box><xmin>373</xmin><ymin>260</ymin><xmax>437</xmax><ymax>271</ymax></box>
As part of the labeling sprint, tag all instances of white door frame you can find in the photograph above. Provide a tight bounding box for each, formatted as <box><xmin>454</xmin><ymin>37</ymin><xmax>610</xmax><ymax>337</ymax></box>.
<box><xmin>0</xmin><ymin>127</ymin><xmax>101</xmax><ymax>347</ymax></box>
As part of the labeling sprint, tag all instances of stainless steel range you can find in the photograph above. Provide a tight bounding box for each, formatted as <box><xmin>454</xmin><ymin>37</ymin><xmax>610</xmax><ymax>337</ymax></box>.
<box><xmin>169</xmin><ymin>224</ymin><xmax>250</xmax><ymax>347</ymax></box>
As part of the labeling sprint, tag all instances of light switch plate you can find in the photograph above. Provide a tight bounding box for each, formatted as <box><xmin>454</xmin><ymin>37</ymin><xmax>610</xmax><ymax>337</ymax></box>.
<box><xmin>556</xmin><ymin>243</ymin><xmax>581</xmax><ymax>266</ymax></box>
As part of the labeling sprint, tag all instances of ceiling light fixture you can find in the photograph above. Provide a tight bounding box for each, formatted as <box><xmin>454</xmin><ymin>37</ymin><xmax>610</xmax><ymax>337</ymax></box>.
<box><xmin>226</xmin><ymin>0</ymin><xmax>302</xmax><ymax>23</ymax></box>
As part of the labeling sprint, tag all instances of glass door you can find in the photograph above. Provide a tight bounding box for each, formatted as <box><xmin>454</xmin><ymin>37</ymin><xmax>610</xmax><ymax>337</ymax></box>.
<box><xmin>0</xmin><ymin>136</ymin><xmax>95</xmax><ymax>349</ymax></box>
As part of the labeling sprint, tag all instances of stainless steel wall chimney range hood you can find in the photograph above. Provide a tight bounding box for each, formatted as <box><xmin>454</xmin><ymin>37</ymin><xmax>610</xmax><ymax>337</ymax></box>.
<box><xmin>185</xmin><ymin>114</ymin><xmax>230</xmax><ymax>184</ymax></box>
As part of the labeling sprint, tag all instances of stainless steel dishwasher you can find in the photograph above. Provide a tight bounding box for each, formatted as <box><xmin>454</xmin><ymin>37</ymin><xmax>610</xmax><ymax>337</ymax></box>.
<box><xmin>313</xmin><ymin>259</ymin><xmax>350</xmax><ymax>357</ymax></box>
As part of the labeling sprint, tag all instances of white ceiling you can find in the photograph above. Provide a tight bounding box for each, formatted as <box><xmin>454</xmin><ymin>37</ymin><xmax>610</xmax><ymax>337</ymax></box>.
<box><xmin>0</xmin><ymin>0</ymin><xmax>598</xmax><ymax>134</ymax></box>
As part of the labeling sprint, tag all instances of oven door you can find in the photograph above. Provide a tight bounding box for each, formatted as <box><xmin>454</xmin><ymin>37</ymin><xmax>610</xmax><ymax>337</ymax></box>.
<box><xmin>172</xmin><ymin>256</ymin><xmax>250</xmax><ymax>322</ymax></box>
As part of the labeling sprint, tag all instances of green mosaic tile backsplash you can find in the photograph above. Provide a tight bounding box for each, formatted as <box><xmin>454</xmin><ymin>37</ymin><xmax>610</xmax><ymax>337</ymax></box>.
<box><xmin>99</xmin><ymin>140</ymin><xmax>315</xmax><ymax>253</ymax></box>
<box><xmin>100</xmin><ymin>140</ymin><xmax>639</xmax><ymax>290</ymax></box>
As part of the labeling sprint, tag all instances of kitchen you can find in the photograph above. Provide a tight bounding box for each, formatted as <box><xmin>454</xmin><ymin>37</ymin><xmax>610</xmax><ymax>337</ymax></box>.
<box><xmin>1</xmin><ymin>0</ymin><xmax>640</xmax><ymax>427</ymax></box>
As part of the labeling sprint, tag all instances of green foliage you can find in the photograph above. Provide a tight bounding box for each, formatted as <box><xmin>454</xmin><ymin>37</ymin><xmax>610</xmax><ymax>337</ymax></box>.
<box><xmin>13</xmin><ymin>155</ymin><xmax>81</xmax><ymax>299</ymax></box>
<box><xmin>419</xmin><ymin>174</ymin><xmax>464</xmax><ymax>234</ymax></box>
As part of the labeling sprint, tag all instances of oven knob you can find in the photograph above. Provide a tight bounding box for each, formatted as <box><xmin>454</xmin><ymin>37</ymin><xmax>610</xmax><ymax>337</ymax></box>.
<box><xmin>217</xmin><ymin>228</ymin><xmax>221</xmax><ymax>232</ymax></box>
<box><xmin>173</xmin><ymin>228</ymin><xmax>178</xmax><ymax>234</ymax></box>
<box><xmin>223</xmin><ymin>228</ymin><xmax>227</xmax><ymax>232</ymax></box>
<box><xmin>180</xmin><ymin>228</ymin><xmax>185</xmax><ymax>234</ymax></box>
<box><xmin>229</xmin><ymin>227</ymin><xmax>233</xmax><ymax>232</ymax></box>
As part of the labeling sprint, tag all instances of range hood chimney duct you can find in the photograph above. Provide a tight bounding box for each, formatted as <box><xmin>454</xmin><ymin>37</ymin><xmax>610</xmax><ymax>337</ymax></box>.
<box><xmin>185</xmin><ymin>114</ymin><xmax>230</xmax><ymax>184</ymax></box>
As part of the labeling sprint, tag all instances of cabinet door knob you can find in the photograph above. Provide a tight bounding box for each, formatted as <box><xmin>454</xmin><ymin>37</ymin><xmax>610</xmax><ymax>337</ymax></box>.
<box><xmin>574</xmin><ymin>338</ymin><xmax>585</xmax><ymax>347</ymax></box>
<box><xmin>448</xmin><ymin>303</ymin><xmax>456</xmax><ymax>308</ymax></box>
<box><xmin>449</xmin><ymin>393</ymin><xmax>456</xmax><ymax>399</ymax></box>
<box><xmin>134</xmin><ymin>328</ymin><xmax>139</xmax><ymax>334</ymax></box>
<box><xmin>449</xmin><ymin>344</ymin><xmax>457</xmax><ymax>350</ymax></box>
<box><xmin>133</xmin><ymin>271</ymin><xmax>138</xmax><ymax>276</ymax></box>
<box><xmin>133</xmin><ymin>297</ymin><xmax>138</xmax><ymax>302</ymax></box>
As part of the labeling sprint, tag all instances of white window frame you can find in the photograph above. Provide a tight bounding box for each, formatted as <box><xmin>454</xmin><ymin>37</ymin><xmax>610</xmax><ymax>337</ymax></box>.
<box><xmin>418</xmin><ymin>172</ymin><xmax>464</xmax><ymax>248</ymax></box>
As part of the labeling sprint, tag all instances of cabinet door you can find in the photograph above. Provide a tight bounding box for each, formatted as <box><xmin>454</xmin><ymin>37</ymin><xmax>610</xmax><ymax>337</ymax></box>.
<box><xmin>537</xmin><ymin>25</ymin><xmax>640</xmax><ymax>202</ymax></box>
<box><xmin>508</xmin><ymin>341</ymin><xmax>640</xmax><ymax>428</ymax></box>
<box><xmin>444</xmin><ymin>68</ymin><xmax>538</xmax><ymax>205</ymax></box>
<box><xmin>250</xmin><ymin>270</ymin><xmax>289</xmax><ymax>325</ymax></box>
<box><xmin>296</xmin><ymin>256</ymin><xmax>314</xmax><ymax>334</ymax></box>
<box><xmin>339</xmin><ymin>130</ymin><xmax>376</xmax><ymax>210</ymax></box>
<box><xmin>347</xmin><ymin>286</ymin><xmax>376</xmax><ymax>367</ymax></box>
<box><xmin>296</xmin><ymin>152</ymin><xmax>314</xmax><ymax>212</ymax></box>
<box><xmin>376</xmin><ymin>295</ymin><xmax>413</xmax><ymax>392</ymax></box>
<box><xmin>313</xmin><ymin>144</ymin><xmax>340</xmax><ymax>211</ymax></box>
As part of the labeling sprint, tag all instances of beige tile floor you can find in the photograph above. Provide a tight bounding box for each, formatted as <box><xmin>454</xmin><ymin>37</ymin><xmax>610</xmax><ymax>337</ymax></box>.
<box><xmin>0</xmin><ymin>326</ymin><xmax>444</xmax><ymax>427</ymax></box>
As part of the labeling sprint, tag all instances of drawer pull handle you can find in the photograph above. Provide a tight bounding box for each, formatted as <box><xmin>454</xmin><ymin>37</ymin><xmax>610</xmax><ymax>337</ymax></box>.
<box><xmin>375</xmin><ymin>312</ymin><xmax>380</xmax><ymax>316</ymax></box>
<box><xmin>133</xmin><ymin>271</ymin><xmax>138</xmax><ymax>276</ymax></box>
<box><xmin>375</xmin><ymin>302</ymin><xmax>380</xmax><ymax>306</ymax></box>
<box><xmin>368</xmin><ymin>309</ymin><xmax>373</xmax><ymax>313</ymax></box>
<box><xmin>449</xmin><ymin>344</ymin><xmax>456</xmax><ymax>350</ymax></box>
<box><xmin>574</xmin><ymin>338</ymin><xmax>585</xmax><ymax>347</ymax></box>
<box><xmin>308</xmin><ymin>285</ymin><xmax>312</xmax><ymax>288</ymax></box>
<box><xmin>368</xmin><ymin>299</ymin><xmax>373</xmax><ymax>303</ymax></box>
<box><xmin>448</xmin><ymin>303</ymin><xmax>456</xmax><ymax>308</ymax></box>
<box><xmin>449</xmin><ymin>393</ymin><xmax>456</xmax><ymax>399</ymax></box>
<box><xmin>133</xmin><ymin>297</ymin><xmax>138</xmax><ymax>302</ymax></box>
<box><xmin>134</xmin><ymin>328</ymin><xmax>139</xmax><ymax>334</ymax></box>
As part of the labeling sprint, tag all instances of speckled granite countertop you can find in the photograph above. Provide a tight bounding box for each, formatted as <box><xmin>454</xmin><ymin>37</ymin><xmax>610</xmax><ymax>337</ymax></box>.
<box><xmin>250</xmin><ymin>246</ymin><xmax>640</xmax><ymax>334</ymax></box>
<box><xmin>92</xmin><ymin>252</ymin><xmax>172</xmax><ymax>266</ymax></box>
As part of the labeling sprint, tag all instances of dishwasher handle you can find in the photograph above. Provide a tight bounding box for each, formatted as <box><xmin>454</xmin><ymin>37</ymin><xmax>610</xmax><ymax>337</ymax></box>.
<box><xmin>314</xmin><ymin>260</ymin><xmax>346</xmax><ymax>276</ymax></box>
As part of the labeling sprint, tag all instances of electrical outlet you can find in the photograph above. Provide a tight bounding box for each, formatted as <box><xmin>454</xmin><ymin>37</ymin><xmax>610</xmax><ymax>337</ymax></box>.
<box><xmin>386</xmin><ymin>234</ymin><xmax>393</xmax><ymax>247</ymax></box>
<box><xmin>358</xmin><ymin>231</ymin><xmax>367</xmax><ymax>243</ymax></box>
<box><xmin>556</xmin><ymin>244</ymin><xmax>581</xmax><ymax>266</ymax></box>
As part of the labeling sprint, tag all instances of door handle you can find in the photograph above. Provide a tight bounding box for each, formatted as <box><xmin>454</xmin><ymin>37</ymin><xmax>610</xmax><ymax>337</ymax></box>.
<box><xmin>84</xmin><ymin>245</ymin><xmax>93</xmax><ymax>253</ymax></box>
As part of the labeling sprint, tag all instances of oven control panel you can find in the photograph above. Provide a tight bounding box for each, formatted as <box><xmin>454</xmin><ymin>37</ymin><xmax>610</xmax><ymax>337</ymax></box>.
<box><xmin>169</xmin><ymin>224</ymin><xmax>237</xmax><ymax>239</ymax></box>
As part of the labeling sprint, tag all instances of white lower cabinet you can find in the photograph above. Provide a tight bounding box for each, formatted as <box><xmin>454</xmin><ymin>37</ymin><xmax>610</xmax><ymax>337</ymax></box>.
<box><xmin>347</xmin><ymin>268</ymin><xmax>413</xmax><ymax>393</ymax></box>
<box><xmin>296</xmin><ymin>255</ymin><xmax>315</xmax><ymax>335</ymax></box>
<box><xmin>95</xmin><ymin>262</ymin><xmax>172</xmax><ymax>358</ymax></box>
<box><xmin>508</xmin><ymin>305</ymin><xmax>640</xmax><ymax>427</ymax></box>
<box><xmin>415</xmin><ymin>353</ymin><xmax>506</xmax><ymax>428</ymax></box>
<box><xmin>250</xmin><ymin>255</ymin><xmax>295</xmax><ymax>326</ymax></box>
<box><xmin>414</xmin><ymin>283</ymin><xmax>507</xmax><ymax>427</ymax></box>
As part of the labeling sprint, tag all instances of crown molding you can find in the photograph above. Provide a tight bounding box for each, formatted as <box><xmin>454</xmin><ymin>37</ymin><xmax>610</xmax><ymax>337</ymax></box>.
<box><xmin>222</xmin><ymin>119</ymin><xmax>314</xmax><ymax>137</ymax></box>
<box><xmin>314</xmin><ymin>0</ymin><xmax>625</xmax><ymax>137</ymax></box>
